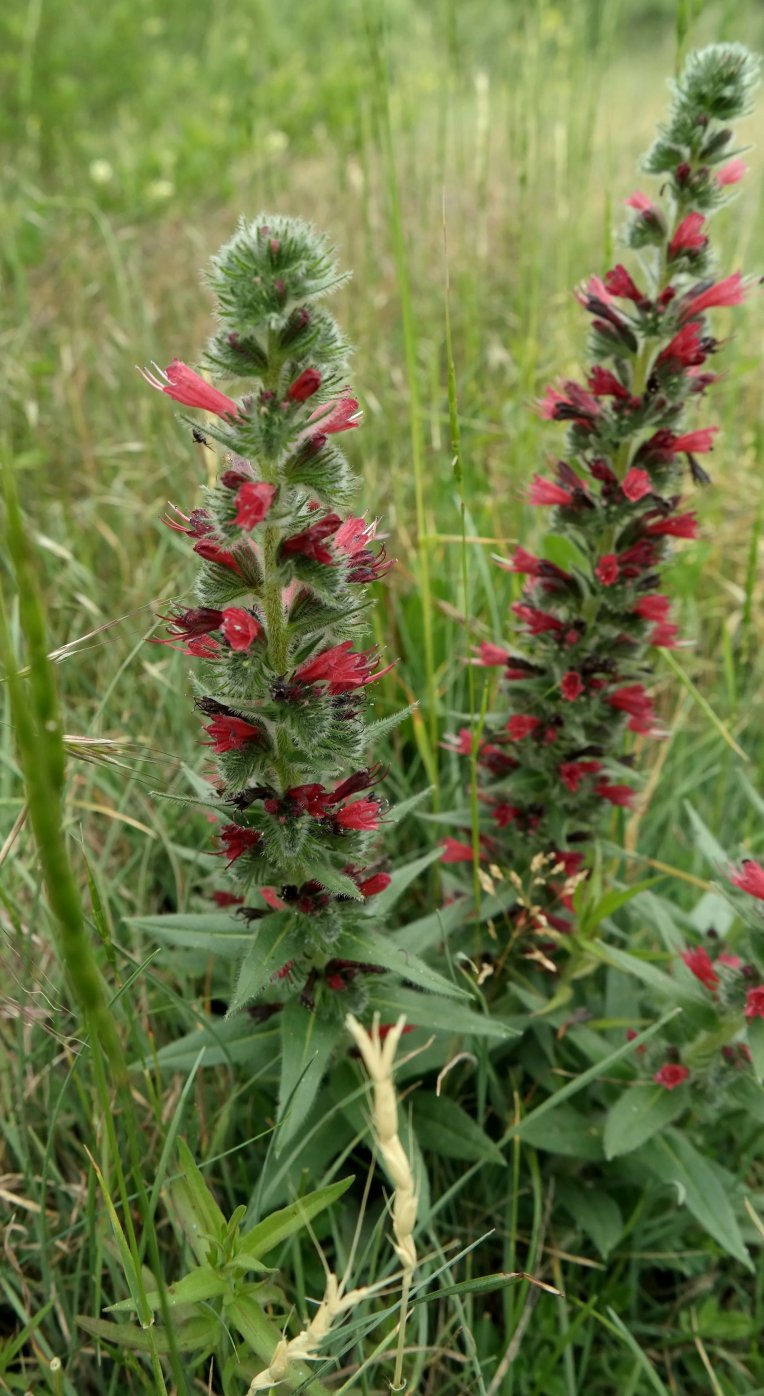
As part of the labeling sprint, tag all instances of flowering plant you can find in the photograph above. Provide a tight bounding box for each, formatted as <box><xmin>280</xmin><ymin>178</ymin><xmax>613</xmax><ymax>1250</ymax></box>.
<box><xmin>444</xmin><ymin>43</ymin><xmax>760</xmax><ymax>959</ymax></box>
<box><xmin>136</xmin><ymin>217</ymin><xmax>500</xmax><ymax>1145</ymax></box>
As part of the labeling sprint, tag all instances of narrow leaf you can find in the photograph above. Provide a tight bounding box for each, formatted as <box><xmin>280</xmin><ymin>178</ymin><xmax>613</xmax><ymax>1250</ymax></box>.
<box><xmin>604</xmin><ymin>1083</ymin><xmax>689</xmax><ymax>1159</ymax></box>
<box><xmin>332</xmin><ymin>925</ymin><xmax>468</xmax><ymax>999</ymax></box>
<box><xmin>239</xmin><ymin>1176</ymin><xmax>354</xmax><ymax>1259</ymax></box>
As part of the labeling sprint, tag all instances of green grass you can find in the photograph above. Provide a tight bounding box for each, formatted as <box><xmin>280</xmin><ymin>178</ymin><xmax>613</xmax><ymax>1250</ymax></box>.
<box><xmin>3</xmin><ymin>0</ymin><xmax>764</xmax><ymax>1391</ymax></box>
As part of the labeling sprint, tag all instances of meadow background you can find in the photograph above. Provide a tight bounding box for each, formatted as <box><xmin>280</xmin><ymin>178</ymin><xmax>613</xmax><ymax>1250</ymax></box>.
<box><xmin>3</xmin><ymin>0</ymin><xmax>764</xmax><ymax>1391</ymax></box>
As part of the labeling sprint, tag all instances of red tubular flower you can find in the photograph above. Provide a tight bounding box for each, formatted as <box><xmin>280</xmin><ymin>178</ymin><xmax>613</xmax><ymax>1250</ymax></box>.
<box><xmin>718</xmin><ymin>950</ymin><xmax>742</xmax><ymax>969</ymax></box>
<box><xmin>669</xmin><ymin>212</ymin><xmax>708</xmax><ymax>257</ymax></box>
<box><xmin>205</xmin><ymin>714</ymin><xmax>265</xmax><ymax>753</ymax></box>
<box><xmin>745</xmin><ymin>987</ymin><xmax>764</xmax><ymax>1019</ymax></box>
<box><xmin>645</xmin><ymin>512</ymin><xmax>699</xmax><ymax>539</ymax></box>
<box><xmin>334</xmin><ymin>798</ymin><xmax>381</xmax><ymax>831</ymax></box>
<box><xmin>607</xmin><ymin>684</ymin><xmax>656</xmax><ymax>734</ymax></box>
<box><xmin>649</xmin><ymin>621</ymin><xmax>680</xmax><ymax>648</ymax></box>
<box><xmin>681</xmin><ymin>946</ymin><xmax>719</xmax><ymax>990</ymax></box>
<box><xmin>559</xmin><ymin>759</ymin><xmax>601</xmax><ymax>792</ymax></box>
<box><xmin>625</xmin><ymin>191</ymin><xmax>653</xmax><ymax>211</ymax></box>
<box><xmin>193</xmin><ymin>539</ymin><xmax>242</xmax><ymax>572</ymax></box>
<box><xmin>526</xmin><ymin>475</ymin><xmax>575</xmax><ymax>507</ymax></box>
<box><xmin>730</xmin><ymin>859</ymin><xmax>764</xmax><ymax>900</ymax></box>
<box><xmin>633</xmin><ymin>594</ymin><xmax>671</xmax><ymax>621</ymax></box>
<box><xmin>221</xmin><ymin>608</ymin><xmax>262</xmax><ymax>651</ymax></box>
<box><xmin>159</xmin><ymin>607</ymin><xmax>224</xmax><ymax>639</ymax></box>
<box><xmin>594</xmin><ymin>782</ymin><xmax>635</xmax><ymax>807</ymax></box>
<box><xmin>679</xmin><ymin>271</ymin><xmax>746</xmax><ymax>321</ymax></box>
<box><xmin>669</xmin><ymin>427</ymin><xmax>718</xmax><ymax>454</ymax></box>
<box><xmin>621</xmin><ymin>468</ymin><xmax>653</xmax><ymax>502</ymax></box>
<box><xmin>219</xmin><ymin>824</ymin><xmax>263</xmax><ymax>863</ymax></box>
<box><xmin>604</xmin><ymin>264</ymin><xmax>645</xmax><ymax>302</ymax></box>
<box><xmin>539</xmin><ymin>382</ymin><xmax>601</xmax><ymax>425</ymax></box>
<box><xmin>474</xmin><ymin>641</ymin><xmax>511</xmax><ymax>667</ymax></box>
<box><xmin>588</xmin><ymin>366</ymin><xmax>631</xmax><ymax>399</ymax></box>
<box><xmin>656</xmin><ymin>322</ymin><xmax>707</xmax><ymax>371</ymax></box>
<box><xmin>560</xmin><ymin>671</ymin><xmax>584</xmax><ymax>701</ymax></box>
<box><xmin>186</xmin><ymin>636</ymin><xmax>222</xmax><ymax>659</ymax></box>
<box><xmin>441</xmin><ymin>836</ymin><xmax>477</xmax><ymax>864</ymax></box>
<box><xmin>287</xmin><ymin>367</ymin><xmax>322</xmax><ymax>402</ymax></box>
<box><xmin>498</xmin><ymin>546</ymin><xmax>542</xmax><ymax>576</ymax></box>
<box><xmin>293</xmin><ymin>641</ymin><xmax>391</xmax><ymax>691</ymax></box>
<box><xmin>653</xmin><ymin>1063</ymin><xmax>689</xmax><ymax>1089</ymax></box>
<box><xmin>305</xmin><ymin>395</ymin><xmax>361</xmax><ymax>436</ymax></box>
<box><xmin>506</xmin><ymin>714</ymin><xmax>541</xmax><ymax>741</ymax></box>
<box><xmin>716</xmin><ymin>158</ymin><xmax>747</xmax><ymax>186</ymax></box>
<box><xmin>511</xmin><ymin>603</ymin><xmax>564</xmax><ymax>635</ymax></box>
<box><xmin>281</xmin><ymin>514</ymin><xmax>342</xmax><ymax>564</ymax></box>
<box><xmin>140</xmin><ymin>360</ymin><xmax>239</xmax><ymax>417</ymax></box>
<box><xmin>235</xmin><ymin>481</ymin><xmax>277</xmax><ymax>529</ymax></box>
<box><xmin>442</xmin><ymin>727</ymin><xmax>473</xmax><ymax>756</ymax></box>
<box><xmin>163</xmin><ymin>505</ymin><xmax>215</xmax><ymax>537</ymax></box>
<box><xmin>595</xmin><ymin>554</ymin><xmax>619</xmax><ymax>586</ymax></box>
<box><xmin>356</xmin><ymin>872</ymin><xmax>391</xmax><ymax>898</ymax></box>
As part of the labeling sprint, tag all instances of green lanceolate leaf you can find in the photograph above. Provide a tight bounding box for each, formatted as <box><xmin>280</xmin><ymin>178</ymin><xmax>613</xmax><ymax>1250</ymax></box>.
<box><xmin>634</xmin><ymin>1128</ymin><xmax>751</xmax><ymax>1269</ymax></box>
<box><xmin>128</xmin><ymin>912</ymin><xmax>255</xmax><ymax>959</ymax></box>
<box><xmin>603</xmin><ymin>1082</ymin><xmax>690</xmax><ymax>1159</ymax></box>
<box><xmin>747</xmin><ymin>1016</ymin><xmax>764</xmax><ymax>1081</ymax></box>
<box><xmin>371</xmin><ymin>845</ymin><xmax>444</xmax><ymax>917</ymax></box>
<box><xmin>167</xmin><ymin>1140</ymin><xmax>227</xmax><ymax>1265</ymax></box>
<box><xmin>276</xmin><ymin>1001</ymin><xmax>344</xmax><ymax>1153</ymax></box>
<box><xmin>411</xmin><ymin>1092</ymin><xmax>505</xmax><ymax>1165</ymax></box>
<box><xmin>238</xmin><ymin>1176</ymin><xmax>354</xmax><ymax>1260</ymax></box>
<box><xmin>106</xmin><ymin>1265</ymin><xmax>232</xmax><ymax>1314</ymax></box>
<box><xmin>365</xmin><ymin>984</ymin><xmax>520</xmax><ymax>1040</ymax></box>
<box><xmin>517</xmin><ymin>1103</ymin><xmax>603</xmax><ymax>1160</ymax></box>
<box><xmin>331</xmin><ymin>924</ymin><xmax>468</xmax><ymax>999</ymax></box>
<box><xmin>556</xmin><ymin>1179</ymin><xmax>624</xmax><ymax>1259</ymax></box>
<box><xmin>76</xmin><ymin>1313</ymin><xmax>219</xmax><ymax>1354</ymax></box>
<box><xmin>227</xmin><ymin>914</ymin><xmax>298</xmax><ymax>1015</ymax></box>
<box><xmin>141</xmin><ymin>1016</ymin><xmax>282</xmax><ymax>1073</ymax></box>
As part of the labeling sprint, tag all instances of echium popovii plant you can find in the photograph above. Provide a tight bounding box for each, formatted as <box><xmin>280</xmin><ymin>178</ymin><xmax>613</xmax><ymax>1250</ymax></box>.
<box><xmin>139</xmin><ymin>218</ymin><xmax>429</xmax><ymax>1085</ymax></box>
<box><xmin>444</xmin><ymin>44</ymin><xmax>759</xmax><ymax>948</ymax></box>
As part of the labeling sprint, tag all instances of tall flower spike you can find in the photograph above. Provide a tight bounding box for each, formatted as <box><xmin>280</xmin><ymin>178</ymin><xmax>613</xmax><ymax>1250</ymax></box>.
<box><xmin>448</xmin><ymin>44</ymin><xmax>759</xmax><ymax>955</ymax></box>
<box><xmin>142</xmin><ymin>216</ymin><xmax>403</xmax><ymax>1066</ymax></box>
